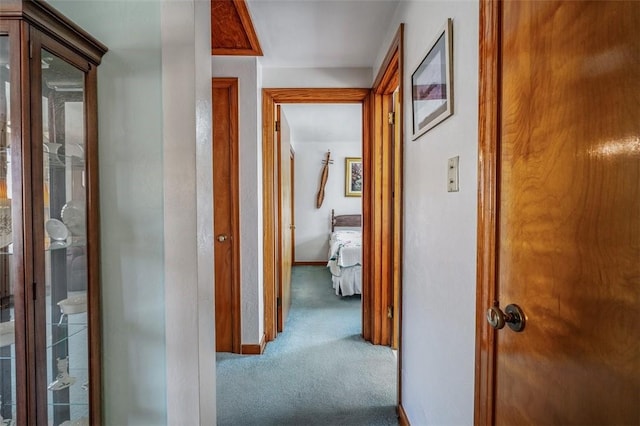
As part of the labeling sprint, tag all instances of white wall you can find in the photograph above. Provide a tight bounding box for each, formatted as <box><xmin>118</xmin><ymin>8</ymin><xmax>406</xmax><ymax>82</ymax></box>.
<box><xmin>48</xmin><ymin>1</ymin><xmax>167</xmax><ymax>423</ymax></box>
<box><xmin>48</xmin><ymin>0</ymin><xmax>215</xmax><ymax>424</ymax></box>
<box><xmin>373</xmin><ymin>2</ymin><xmax>479</xmax><ymax>425</ymax></box>
<box><xmin>293</xmin><ymin>141</ymin><xmax>362</xmax><ymax>261</ymax></box>
<box><xmin>212</xmin><ymin>57</ymin><xmax>264</xmax><ymax>345</ymax></box>
<box><xmin>262</xmin><ymin>67</ymin><xmax>372</xmax><ymax>88</ymax></box>
<box><xmin>162</xmin><ymin>1</ymin><xmax>215</xmax><ymax>424</ymax></box>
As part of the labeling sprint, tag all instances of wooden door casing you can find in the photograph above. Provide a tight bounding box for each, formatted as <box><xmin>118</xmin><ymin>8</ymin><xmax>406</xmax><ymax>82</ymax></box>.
<box><xmin>476</xmin><ymin>1</ymin><xmax>640</xmax><ymax>424</ymax></box>
<box><xmin>277</xmin><ymin>106</ymin><xmax>292</xmax><ymax>332</ymax></box>
<box><xmin>261</xmin><ymin>88</ymin><xmax>371</xmax><ymax>343</ymax></box>
<box><xmin>368</xmin><ymin>24</ymin><xmax>403</xmax><ymax>346</ymax></box>
<box><xmin>213</xmin><ymin>78</ymin><xmax>241</xmax><ymax>353</ymax></box>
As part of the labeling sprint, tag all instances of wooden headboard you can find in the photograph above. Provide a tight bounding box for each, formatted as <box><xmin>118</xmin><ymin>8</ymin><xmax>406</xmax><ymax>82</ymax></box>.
<box><xmin>331</xmin><ymin>209</ymin><xmax>362</xmax><ymax>232</ymax></box>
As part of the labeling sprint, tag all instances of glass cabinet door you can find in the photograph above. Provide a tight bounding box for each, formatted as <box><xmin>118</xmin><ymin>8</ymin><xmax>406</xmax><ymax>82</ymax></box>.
<box><xmin>0</xmin><ymin>33</ymin><xmax>18</xmax><ymax>426</ymax></box>
<box><xmin>0</xmin><ymin>3</ymin><xmax>104</xmax><ymax>424</ymax></box>
<box><xmin>40</xmin><ymin>48</ymin><xmax>88</xmax><ymax>426</ymax></box>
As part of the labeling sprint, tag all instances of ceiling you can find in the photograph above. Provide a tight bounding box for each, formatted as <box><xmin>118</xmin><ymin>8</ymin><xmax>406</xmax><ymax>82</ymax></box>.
<box><xmin>246</xmin><ymin>0</ymin><xmax>399</xmax><ymax>68</ymax></box>
<box><xmin>213</xmin><ymin>0</ymin><xmax>398</xmax><ymax>142</ymax></box>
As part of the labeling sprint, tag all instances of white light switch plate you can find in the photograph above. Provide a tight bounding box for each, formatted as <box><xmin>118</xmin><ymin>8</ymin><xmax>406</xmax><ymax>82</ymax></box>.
<box><xmin>448</xmin><ymin>156</ymin><xmax>459</xmax><ymax>192</ymax></box>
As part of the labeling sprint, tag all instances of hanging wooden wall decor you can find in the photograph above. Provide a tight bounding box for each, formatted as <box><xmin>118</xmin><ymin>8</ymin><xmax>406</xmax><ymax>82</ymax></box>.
<box><xmin>315</xmin><ymin>150</ymin><xmax>332</xmax><ymax>208</ymax></box>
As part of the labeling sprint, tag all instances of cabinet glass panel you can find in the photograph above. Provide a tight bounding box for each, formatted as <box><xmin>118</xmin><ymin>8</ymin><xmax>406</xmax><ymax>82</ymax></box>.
<box><xmin>0</xmin><ymin>34</ymin><xmax>17</xmax><ymax>426</ymax></box>
<box><xmin>41</xmin><ymin>49</ymin><xmax>88</xmax><ymax>426</ymax></box>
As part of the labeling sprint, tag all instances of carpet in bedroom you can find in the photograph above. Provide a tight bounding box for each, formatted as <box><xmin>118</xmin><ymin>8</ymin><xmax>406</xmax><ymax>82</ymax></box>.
<box><xmin>216</xmin><ymin>265</ymin><xmax>398</xmax><ymax>426</ymax></box>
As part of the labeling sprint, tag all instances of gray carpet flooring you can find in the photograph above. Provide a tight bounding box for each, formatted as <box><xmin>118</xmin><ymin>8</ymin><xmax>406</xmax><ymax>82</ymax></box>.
<box><xmin>216</xmin><ymin>265</ymin><xmax>398</xmax><ymax>426</ymax></box>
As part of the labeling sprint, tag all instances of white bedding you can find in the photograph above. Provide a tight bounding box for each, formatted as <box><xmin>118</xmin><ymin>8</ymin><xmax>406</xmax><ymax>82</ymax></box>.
<box><xmin>327</xmin><ymin>230</ymin><xmax>362</xmax><ymax>296</ymax></box>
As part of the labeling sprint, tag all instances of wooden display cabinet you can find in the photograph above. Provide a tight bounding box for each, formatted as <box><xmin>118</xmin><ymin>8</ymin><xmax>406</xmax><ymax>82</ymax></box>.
<box><xmin>0</xmin><ymin>1</ymin><xmax>106</xmax><ymax>424</ymax></box>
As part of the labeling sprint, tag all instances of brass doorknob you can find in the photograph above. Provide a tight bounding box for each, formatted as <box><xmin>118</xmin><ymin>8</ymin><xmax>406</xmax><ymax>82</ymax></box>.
<box><xmin>486</xmin><ymin>304</ymin><xmax>526</xmax><ymax>332</ymax></box>
<box><xmin>217</xmin><ymin>234</ymin><xmax>228</xmax><ymax>242</ymax></box>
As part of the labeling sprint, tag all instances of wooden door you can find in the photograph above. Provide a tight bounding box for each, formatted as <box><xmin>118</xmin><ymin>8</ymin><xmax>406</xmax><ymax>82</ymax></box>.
<box><xmin>391</xmin><ymin>88</ymin><xmax>401</xmax><ymax>350</ymax></box>
<box><xmin>277</xmin><ymin>106</ymin><xmax>293</xmax><ymax>332</ymax></box>
<box><xmin>476</xmin><ymin>1</ymin><xmax>640</xmax><ymax>424</ymax></box>
<box><xmin>213</xmin><ymin>78</ymin><xmax>241</xmax><ymax>353</ymax></box>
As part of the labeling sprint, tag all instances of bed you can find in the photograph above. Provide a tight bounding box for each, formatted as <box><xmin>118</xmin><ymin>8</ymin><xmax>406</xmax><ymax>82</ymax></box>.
<box><xmin>327</xmin><ymin>209</ymin><xmax>362</xmax><ymax>296</ymax></box>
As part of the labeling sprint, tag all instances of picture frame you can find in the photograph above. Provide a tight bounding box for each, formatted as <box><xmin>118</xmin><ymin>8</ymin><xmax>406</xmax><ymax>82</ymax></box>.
<box><xmin>411</xmin><ymin>18</ymin><xmax>453</xmax><ymax>139</ymax></box>
<box><xmin>345</xmin><ymin>157</ymin><xmax>363</xmax><ymax>197</ymax></box>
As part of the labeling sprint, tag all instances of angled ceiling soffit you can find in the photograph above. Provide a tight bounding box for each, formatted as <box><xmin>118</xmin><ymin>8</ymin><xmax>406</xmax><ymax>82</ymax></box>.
<box><xmin>211</xmin><ymin>0</ymin><xmax>263</xmax><ymax>56</ymax></box>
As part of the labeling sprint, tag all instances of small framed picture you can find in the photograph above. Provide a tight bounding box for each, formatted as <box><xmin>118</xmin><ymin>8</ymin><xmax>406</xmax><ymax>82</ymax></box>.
<box><xmin>411</xmin><ymin>18</ymin><xmax>453</xmax><ymax>139</ymax></box>
<box><xmin>345</xmin><ymin>157</ymin><xmax>363</xmax><ymax>197</ymax></box>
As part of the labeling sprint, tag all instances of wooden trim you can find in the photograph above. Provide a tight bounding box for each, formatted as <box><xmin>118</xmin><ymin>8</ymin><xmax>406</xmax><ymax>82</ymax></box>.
<box><xmin>263</xmin><ymin>88</ymin><xmax>371</xmax><ymax>104</ymax></box>
<box><xmin>397</xmin><ymin>403</ymin><xmax>410</xmax><ymax>426</ymax></box>
<box><xmin>292</xmin><ymin>261</ymin><xmax>326</xmax><ymax>266</ymax></box>
<box><xmin>370</xmin><ymin>24</ymin><xmax>404</xmax><ymax>408</ymax></box>
<box><xmin>475</xmin><ymin>1</ymin><xmax>501</xmax><ymax>425</ymax></box>
<box><xmin>241</xmin><ymin>333</ymin><xmax>266</xmax><ymax>355</ymax></box>
<box><xmin>361</xmin><ymin>92</ymin><xmax>373</xmax><ymax>342</ymax></box>
<box><xmin>393</xmin><ymin>25</ymin><xmax>404</xmax><ymax>407</ymax></box>
<box><xmin>85</xmin><ymin>58</ymin><xmax>103</xmax><ymax>426</ymax></box>
<box><xmin>373</xmin><ymin>24</ymin><xmax>403</xmax><ymax>93</ymax></box>
<box><xmin>368</xmin><ymin>24</ymin><xmax>404</xmax><ymax>346</ymax></box>
<box><xmin>213</xmin><ymin>78</ymin><xmax>242</xmax><ymax>354</ymax></box>
<box><xmin>261</xmin><ymin>90</ymin><xmax>277</xmax><ymax>342</ymax></box>
<box><xmin>8</xmin><ymin>19</ymin><xmax>31</xmax><ymax>424</ymax></box>
<box><xmin>230</xmin><ymin>78</ymin><xmax>242</xmax><ymax>355</ymax></box>
<box><xmin>262</xmin><ymin>88</ymin><xmax>370</xmax><ymax>345</ymax></box>
<box><xmin>290</xmin><ymin>148</ymin><xmax>295</xmax><ymax>264</ymax></box>
<box><xmin>369</xmin><ymin>92</ymin><xmax>384</xmax><ymax>344</ymax></box>
<box><xmin>233</xmin><ymin>0</ymin><xmax>262</xmax><ymax>56</ymax></box>
<box><xmin>2</xmin><ymin>0</ymin><xmax>107</xmax><ymax>64</ymax></box>
<box><xmin>212</xmin><ymin>0</ymin><xmax>262</xmax><ymax>56</ymax></box>
<box><xmin>27</xmin><ymin>29</ymin><xmax>48</xmax><ymax>424</ymax></box>
<box><xmin>276</xmin><ymin>104</ymin><xmax>283</xmax><ymax>333</ymax></box>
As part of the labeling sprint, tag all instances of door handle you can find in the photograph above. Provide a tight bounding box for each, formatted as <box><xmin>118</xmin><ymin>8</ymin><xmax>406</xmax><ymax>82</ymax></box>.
<box><xmin>216</xmin><ymin>234</ymin><xmax>228</xmax><ymax>242</ymax></box>
<box><xmin>486</xmin><ymin>304</ymin><xmax>526</xmax><ymax>332</ymax></box>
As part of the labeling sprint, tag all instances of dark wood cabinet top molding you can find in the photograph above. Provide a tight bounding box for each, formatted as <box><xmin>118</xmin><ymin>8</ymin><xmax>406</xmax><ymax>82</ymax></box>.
<box><xmin>212</xmin><ymin>0</ymin><xmax>263</xmax><ymax>56</ymax></box>
<box><xmin>1</xmin><ymin>0</ymin><xmax>107</xmax><ymax>65</ymax></box>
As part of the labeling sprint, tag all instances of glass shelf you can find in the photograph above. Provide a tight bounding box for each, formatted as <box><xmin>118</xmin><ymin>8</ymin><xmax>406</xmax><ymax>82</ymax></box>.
<box><xmin>47</xmin><ymin>322</ymin><xmax>87</xmax><ymax>328</ymax></box>
<box><xmin>0</xmin><ymin>147</ymin><xmax>85</xmax><ymax>170</ymax></box>
<box><xmin>45</xmin><ymin>237</ymin><xmax>86</xmax><ymax>251</ymax></box>
<box><xmin>47</xmin><ymin>326</ymin><xmax>86</xmax><ymax>349</ymax></box>
<box><xmin>49</xmin><ymin>402</ymin><xmax>88</xmax><ymax>407</ymax></box>
<box><xmin>45</xmin><ymin>156</ymin><xmax>85</xmax><ymax>171</ymax></box>
<box><xmin>43</xmin><ymin>144</ymin><xmax>86</xmax><ymax>171</ymax></box>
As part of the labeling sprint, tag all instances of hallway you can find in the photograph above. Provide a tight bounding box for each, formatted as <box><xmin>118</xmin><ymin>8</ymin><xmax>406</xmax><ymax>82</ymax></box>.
<box><xmin>216</xmin><ymin>266</ymin><xmax>398</xmax><ymax>425</ymax></box>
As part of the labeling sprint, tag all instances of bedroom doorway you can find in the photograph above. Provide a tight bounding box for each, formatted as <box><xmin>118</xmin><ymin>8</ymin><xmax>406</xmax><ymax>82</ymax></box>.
<box><xmin>261</xmin><ymin>88</ymin><xmax>370</xmax><ymax>344</ymax></box>
<box><xmin>282</xmin><ymin>103</ymin><xmax>363</xmax><ymax>295</ymax></box>
<box><xmin>262</xmin><ymin>24</ymin><xmax>406</xmax><ymax>412</ymax></box>
<box><xmin>260</xmin><ymin>19</ymin><xmax>404</xmax><ymax>378</ymax></box>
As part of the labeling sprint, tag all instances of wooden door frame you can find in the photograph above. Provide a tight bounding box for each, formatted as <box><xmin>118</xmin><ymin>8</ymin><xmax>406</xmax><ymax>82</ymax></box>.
<box><xmin>276</xmin><ymin>104</ymin><xmax>283</xmax><ymax>332</ymax></box>
<box><xmin>212</xmin><ymin>77</ymin><xmax>242</xmax><ymax>354</ymax></box>
<box><xmin>368</xmin><ymin>24</ymin><xmax>404</xmax><ymax>347</ymax></box>
<box><xmin>290</xmin><ymin>147</ymin><xmax>295</xmax><ymax>264</ymax></box>
<box><xmin>474</xmin><ymin>0</ymin><xmax>500</xmax><ymax>424</ymax></box>
<box><xmin>276</xmin><ymin>105</ymin><xmax>293</xmax><ymax>333</ymax></box>
<box><xmin>262</xmin><ymin>88</ymin><xmax>371</xmax><ymax>343</ymax></box>
<box><xmin>370</xmin><ymin>25</ymin><xmax>405</xmax><ymax>417</ymax></box>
